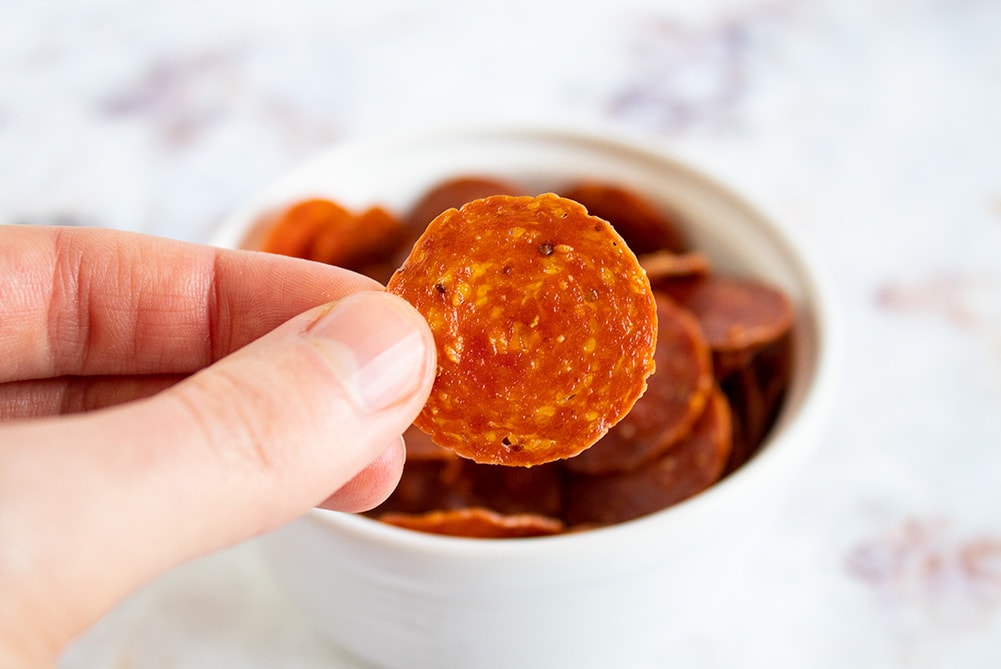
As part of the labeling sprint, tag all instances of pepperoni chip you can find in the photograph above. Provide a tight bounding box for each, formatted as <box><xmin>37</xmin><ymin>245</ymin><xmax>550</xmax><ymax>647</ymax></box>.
<box><xmin>564</xmin><ymin>387</ymin><xmax>733</xmax><ymax>526</ymax></box>
<box><xmin>379</xmin><ymin>428</ymin><xmax>565</xmax><ymax>517</ymax></box>
<box><xmin>566</xmin><ymin>293</ymin><xmax>713</xmax><ymax>475</ymax></box>
<box><xmin>387</xmin><ymin>193</ymin><xmax>658</xmax><ymax>466</ymax></box>
<box><xmin>561</xmin><ymin>182</ymin><xmax>687</xmax><ymax>254</ymax></box>
<box><xmin>661</xmin><ymin>275</ymin><xmax>793</xmax><ymax>378</ymax></box>
<box><xmin>722</xmin><ymin>334</ymin><xmax>792</xmax><ymax>473</ymax></box>
<box><xmin>406</xmin><ymin>175</ymin><xmax>521</xmax><ymax>234</ymax></box>
<box><xmin>639</xmin><ymin>251</ymin><xmax>712</xmax><ymax>284</ymax></box>
<box><xmin>260</xmin><ymin>198</ymin><xmax>405</xmax><ymax>279</ymax></box>
<box><xmin>458</xmin><ymin>461</ymin><xmax>564</xmax><ymax>517</ymax></box>
<box><xmin>379</xmin><ymin>508</ymin><xmax>564</xmax><ymax>539</ymax></box>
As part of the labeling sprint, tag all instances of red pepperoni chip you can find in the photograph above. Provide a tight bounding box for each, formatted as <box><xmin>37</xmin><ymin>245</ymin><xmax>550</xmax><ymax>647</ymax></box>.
<box><xmin>560</xmin><ymin>182</ymin><xmax>688</xmax><ymax>254</ymax></box>
<box><xmin>566</xmin><ymin>293</ymin><xmax>714</xmax><ymax>475</ymax></box>
<box><xmin>379</xmin><ymin>508</ymin><xmax>564</xmax><ymax>539</ymax></box>
<box><xmin>563</xmin><ymin>387</ymin><xmax>733</xmax><ymax>527</ymax></box>
<box><xmin>661</xmin><ymin>275</ymin><xmax>794</xmax><ymax>378</ymax></box>
<box><xmin>260</xmin><ymin>198</ymin><xmax>405</xmax><ymax>281</ymax></box>
<box><xmin>387</xmin><ymin>193</ymin><xmax>657</xmax><ymax>466</ymax></box>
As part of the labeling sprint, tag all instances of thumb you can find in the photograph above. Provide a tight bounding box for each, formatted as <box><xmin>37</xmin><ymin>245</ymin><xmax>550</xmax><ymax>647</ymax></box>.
<box><xmin>0</xmin><ymin>290</ymin><xmax>435</xmax><ymax>662</ymax></box>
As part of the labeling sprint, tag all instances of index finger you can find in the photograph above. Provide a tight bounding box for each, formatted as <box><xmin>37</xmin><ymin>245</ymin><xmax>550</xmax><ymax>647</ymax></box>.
<box><xmin>0</xmin><ymin>225</ymin><xmax>382</xmax><ymax>382</ymax></box>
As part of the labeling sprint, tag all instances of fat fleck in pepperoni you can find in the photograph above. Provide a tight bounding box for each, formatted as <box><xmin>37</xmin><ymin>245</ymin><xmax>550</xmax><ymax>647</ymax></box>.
<box><xmin>561</xmin><ymin>182</ymin><xmax>687</xmax><ymax>254</ymax></box>
<box><xmin>387</xmin><ymin>193</ymin><xmax>658</xmax><ymax>466</ymax></box>
<box><xmin>379</xmin><ymin>508</ymin><xmax>564</xmax><ymax>538</ymax></box>
<box><xmin>661</xmin><ymin>275</ymin><xmax>794</xmax><ymax>379</ymax></box>
<box><xmin>566</xmin><ymin>293</ymin><xmax>713</xmax><ymax>475</ymax></box>
<box><xmin>564</xmin><ymin>387</ymin><xmax>733</xmax><ymax>526</ymax></box>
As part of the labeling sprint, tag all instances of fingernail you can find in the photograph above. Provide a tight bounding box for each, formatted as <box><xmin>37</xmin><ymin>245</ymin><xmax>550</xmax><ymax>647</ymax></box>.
<box><xmin>305</xmin><ymin>292</ymin><xmax>432</xmax><ymax>413</ymax></box>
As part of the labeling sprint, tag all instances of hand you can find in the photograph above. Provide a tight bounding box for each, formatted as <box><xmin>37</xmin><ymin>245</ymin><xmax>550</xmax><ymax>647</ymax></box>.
<box><xmin>0</xmin><ymin>225</ymin><xmax>436</xmax><ymax>666</ymax></box>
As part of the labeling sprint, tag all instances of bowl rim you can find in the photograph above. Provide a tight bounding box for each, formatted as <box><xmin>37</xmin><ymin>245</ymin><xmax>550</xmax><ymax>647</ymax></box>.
<box><xmin>218</xmin><ymin>122</ymin><xmax>841</xmax><ymax>557</ymax></box>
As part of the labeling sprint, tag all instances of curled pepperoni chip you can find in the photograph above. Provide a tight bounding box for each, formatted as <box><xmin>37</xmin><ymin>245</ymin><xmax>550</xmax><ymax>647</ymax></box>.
<box><xmin>566</xmin><ymin>293</ymin><xmax>713</xmax><ymax>475</ymax></box>
<box><xmin>564</xmin><ymin>387</ymin><xmax>733</xmax><ymax>527</ymax></box>
<box><xmin>387</xmin><ymin>193</ymin><xmax>657</xmax><ymax>466</ymax></box>
<box><xmin>379</xmin><ymin>508</ymin><xmax>564</xmax><ymax>539</ymax></box>
<box><xmin>561</xmin><ymin>182</ymin><xmax>687</xmax><ymax>254</ymax></box>
<box><xmin>661</xmin><ymin>275</ymin><xmax>794</xmax><ymax>379</ymax></box>
<box><xmin>260</xmin><ymin>198</ymin><xmax>405</xmax><ymax>280</ymax></box>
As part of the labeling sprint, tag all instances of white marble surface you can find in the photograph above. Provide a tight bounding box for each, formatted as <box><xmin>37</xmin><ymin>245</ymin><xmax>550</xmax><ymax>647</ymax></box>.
<box><xmin>3</xmin><ymin>0</ymin><xmax>1001</xmax><ymax>666</ymax></box>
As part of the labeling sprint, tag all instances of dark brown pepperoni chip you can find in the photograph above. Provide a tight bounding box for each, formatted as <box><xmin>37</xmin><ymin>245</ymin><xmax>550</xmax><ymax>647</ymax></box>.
<box><xmin>566</xmin><ymin>293</ymin><xmax>714</xmax><ymax>475</ymax></box>
<box><xmin>563</xmin><ymin>387</ymin><xmax>733</xmax><ymax>526</ymax></box>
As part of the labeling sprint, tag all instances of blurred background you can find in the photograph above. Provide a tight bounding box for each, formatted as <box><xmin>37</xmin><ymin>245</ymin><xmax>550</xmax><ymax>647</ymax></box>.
<box><xmin>3</xmin><ymin>0</ymin><xmax>1000</xmax><ymax>667</ymax></box>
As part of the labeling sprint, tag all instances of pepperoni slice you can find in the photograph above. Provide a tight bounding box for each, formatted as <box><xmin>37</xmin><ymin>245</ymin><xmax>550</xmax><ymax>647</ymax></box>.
<box><xmin>406</xmin><ymin>175</ymin><xmax>521</xmax><ymax>234</ymax></box>
<box><xmin>661</xmin><ymin>275</ymin><xmax>794</xmax><ymax>379</ymax></box>
<box><xmin>379</xmin><ymin>508</ymin><xmax>564</xmax><ymax>538</ymax></box>
<box><xmin>564</xmin><ymin>387</ymin><xmax>733</xmax><ymax>526</ymax></box>
<box><xmin>639</xmin><ymin>251</ymin><xmax>712</xmax><ymax>284</ymax></box>
<box><xmin>721</xmin><ymin>333</ymin><xmax>792</xmax><ymax>473</ymax></box>
<box><xmin>260</xmin><ymin>198</ymin><xmax>405</xmax><ymax>279</ymax></box>
<box><xmin>566</xmin><ymin>293</ymin><xmax>713</xmax><ymax>475</ymax></box>
<box><xmin>457</xmin><ymin>461</ymin><xmax>564</xmax><ymax>518</ymax></box>
<box><xmin>387</xmin><ymin>193</ymin><xmax>657</xmax><ymax>466</ymax></box>
<box><xmin>397</xmin><ymin>176</ymin><xmax>523</xmax><ymax>273</ymax></box>
<box><xmin>560</xmin><ymin>182</ymin><xmax>687</xmax><ymax>254</ymax></box>
<box><xmin>370</xmin><ymin>456</ymin><xmax>472</xmax><ymax>516</ymax></box>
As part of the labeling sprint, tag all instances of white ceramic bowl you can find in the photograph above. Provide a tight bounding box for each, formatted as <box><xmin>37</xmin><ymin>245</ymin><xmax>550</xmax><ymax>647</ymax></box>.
<box><xmin>213</xmin><ymin>125</ymin><xmax>839</xmax><ymax>669</ymax></box>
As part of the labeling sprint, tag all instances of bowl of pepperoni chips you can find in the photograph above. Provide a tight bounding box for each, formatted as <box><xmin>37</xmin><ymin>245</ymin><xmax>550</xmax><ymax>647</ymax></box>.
<box><xmin>214</xmin><ymin>125</ymin><xmax>838</xmax><ymax>669</ymax></box>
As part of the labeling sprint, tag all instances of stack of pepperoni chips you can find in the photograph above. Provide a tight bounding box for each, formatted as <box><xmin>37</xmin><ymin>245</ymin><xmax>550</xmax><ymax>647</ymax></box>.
<box><xmin>258</xmin><ymin>178</ymin><xmax>794</xmax><ymax>538</ymax></box>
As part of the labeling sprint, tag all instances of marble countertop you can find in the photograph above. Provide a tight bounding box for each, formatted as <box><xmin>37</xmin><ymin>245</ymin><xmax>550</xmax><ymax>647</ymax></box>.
<box><xmin>4</xmin><ymin>1</ymin><xmax>1001</xmax><ymax>667</ymax></box>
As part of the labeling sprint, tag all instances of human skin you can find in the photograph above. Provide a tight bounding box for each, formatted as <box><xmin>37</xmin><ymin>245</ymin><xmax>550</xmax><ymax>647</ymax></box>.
<box><xmin>0</xmin><ymin>225</ymin><xmax>436</xmax><ymax>667</ymax></box>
